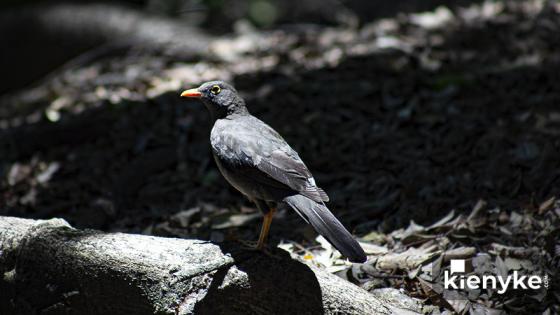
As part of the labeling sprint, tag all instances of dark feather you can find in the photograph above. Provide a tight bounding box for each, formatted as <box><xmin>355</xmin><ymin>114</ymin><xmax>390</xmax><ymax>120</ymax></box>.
<box><xmin>256</xmin><ymin>150</ymin><xmax>329</xmax><ymax>202</ymax></box>
<box><xmin>211</xmin><ymin>115</ymin><xmax>329</xmax><ymax>202</ymax></box>
<box><xmin>198</xmin><ymin>81</ymin><xmax>363</xmax><ymax>261</ymax></box>
<box><xmin>284</xmin><ymin>195</ymin><xmax>366</xmax><ymax>263</ymax></box>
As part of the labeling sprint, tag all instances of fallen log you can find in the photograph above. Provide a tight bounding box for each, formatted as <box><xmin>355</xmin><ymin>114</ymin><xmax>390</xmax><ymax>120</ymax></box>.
<box><xmin>0</xmin><ymin>216</ymin><xmax>427</xmax><ymax>315</ymax></box>
<box><xmin>0</xmin><ymin>3</ymin><xmax>213</xmax><ymax>93</ymax></box>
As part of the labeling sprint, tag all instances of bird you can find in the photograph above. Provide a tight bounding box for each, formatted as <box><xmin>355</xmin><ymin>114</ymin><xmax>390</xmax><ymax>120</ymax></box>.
<box><xmin>180</xmin><ymin>81</ymin><xmax>366</xmax><ymax>263</ymax></box>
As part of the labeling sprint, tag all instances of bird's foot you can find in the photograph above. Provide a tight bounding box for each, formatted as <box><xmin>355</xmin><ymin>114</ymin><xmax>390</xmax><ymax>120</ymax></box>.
<box><xmin>236</xmin><ymin>240</ymin><xmax>281</xmax><ymax>260</ymax></box>
<box><xmin>237</xmin><ymin>239</ymin><xmax>260</xmax><ymax>250</ymax></box>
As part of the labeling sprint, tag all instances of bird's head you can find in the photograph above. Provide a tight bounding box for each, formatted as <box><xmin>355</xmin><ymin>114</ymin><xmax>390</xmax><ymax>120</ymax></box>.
<box><xmin>180</xmin><ymin>81</ymin><xmax>247</xmax><ymax>119</ymax></box>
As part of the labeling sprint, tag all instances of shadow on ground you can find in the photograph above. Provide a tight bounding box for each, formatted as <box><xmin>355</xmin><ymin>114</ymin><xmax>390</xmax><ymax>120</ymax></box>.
<box><xmin>195</xmin><ymin>244</ymin><xmax>323</xmax><ymax>314</ymax></box>
<box><xmin>1</xmin><ymin>2</ymin><xmax>559</xmax><ymax>240</ymax></box>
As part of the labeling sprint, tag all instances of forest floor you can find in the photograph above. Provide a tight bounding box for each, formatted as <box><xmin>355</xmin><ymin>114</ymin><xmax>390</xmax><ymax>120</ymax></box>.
<box><xmin>1</xmin><ymin>1</ymin><xmax>559</xmax><ymax>314</ymax></box>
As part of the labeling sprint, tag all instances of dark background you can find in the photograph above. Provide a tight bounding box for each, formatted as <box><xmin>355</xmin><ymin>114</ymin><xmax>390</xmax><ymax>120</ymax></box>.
<box><xmin>1</xmin><ymin>0</ymin><xmax>558</xmax><ymax>250</ymax></box>
<box><xmin>1</xmin><ymin>1</ymin><xmax>559</xmax><ymax>314</ymax></box>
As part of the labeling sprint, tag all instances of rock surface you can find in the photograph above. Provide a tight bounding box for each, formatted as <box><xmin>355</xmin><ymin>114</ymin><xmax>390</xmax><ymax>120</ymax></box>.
<box><xmin>0</xmin><ymin>216</ymin><xmax>427</xmax><ymax>315</ymax></box>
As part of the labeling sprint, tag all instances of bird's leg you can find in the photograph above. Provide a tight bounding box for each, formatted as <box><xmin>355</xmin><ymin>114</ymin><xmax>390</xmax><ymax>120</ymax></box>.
<box><xmin>256</xmin><ymin>207</ymin><xmax>276</xmax><ymax>250</ymax></box>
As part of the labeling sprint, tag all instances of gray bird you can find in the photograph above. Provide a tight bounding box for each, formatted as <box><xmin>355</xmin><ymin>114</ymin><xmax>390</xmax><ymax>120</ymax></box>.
<box><xmin>181</xmin><ymin>81</ymin><xmax>366</xmax><ymax>263</ymax></box>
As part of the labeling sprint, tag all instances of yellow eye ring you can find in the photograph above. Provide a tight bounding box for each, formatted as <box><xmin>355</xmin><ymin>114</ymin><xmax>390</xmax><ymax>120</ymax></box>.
<box><xmin>210</xmin><ymin>85</ymin><xmax>221</xmax><ymax>95</ymax></box>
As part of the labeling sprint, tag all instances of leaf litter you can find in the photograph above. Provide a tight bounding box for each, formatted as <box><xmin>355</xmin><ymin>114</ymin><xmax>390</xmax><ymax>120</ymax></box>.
<box><xmin>1</xmin><ymin>1</ymin><xmax>559</xmax><ymax>314</ymax></box>
<box><xmin>284</xmin><ymin>198</ymin><xmax>558</xmax><ymax>314</ymax></box>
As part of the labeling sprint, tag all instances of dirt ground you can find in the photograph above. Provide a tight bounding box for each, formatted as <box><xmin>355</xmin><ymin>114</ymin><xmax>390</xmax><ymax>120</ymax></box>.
<box><xmin>0</xmin><ymin>1</ymin><xmax>558</xmax><ymax>314</ymax></box>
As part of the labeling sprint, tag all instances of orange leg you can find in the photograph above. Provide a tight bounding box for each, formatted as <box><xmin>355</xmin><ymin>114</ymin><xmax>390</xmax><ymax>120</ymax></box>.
<box><xmin>256</xmin><ymin>208</ymin><xmax>276</xmax><ymax>250</ymax></box>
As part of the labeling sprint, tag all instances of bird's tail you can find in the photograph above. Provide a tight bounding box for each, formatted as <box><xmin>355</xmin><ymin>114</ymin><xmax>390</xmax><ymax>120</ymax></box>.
<box><xmin>283</xmin><ymin>195</ymin><xmax>366</xmax><ymax>263</ymax></box>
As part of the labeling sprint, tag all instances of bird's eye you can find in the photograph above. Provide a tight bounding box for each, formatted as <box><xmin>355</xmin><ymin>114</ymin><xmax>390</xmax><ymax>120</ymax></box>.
<box><xmin>210</xmin><ymin>85</ymin><xmax>221</xmax><ymax>95</ymax></box>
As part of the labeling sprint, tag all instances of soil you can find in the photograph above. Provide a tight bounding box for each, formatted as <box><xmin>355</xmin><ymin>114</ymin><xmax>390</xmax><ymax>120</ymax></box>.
<box><xmin>1</xmin><ymin>1</ymin><xmax>559</xmax><ymax>313</ymax></box>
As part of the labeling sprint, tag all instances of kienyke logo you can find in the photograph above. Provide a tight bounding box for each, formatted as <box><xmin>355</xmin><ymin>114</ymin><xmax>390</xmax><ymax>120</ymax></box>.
<box><xmin>444</xmin><ymin>259</ymin><xmax>549</xmax><ymax>294</ymax></box>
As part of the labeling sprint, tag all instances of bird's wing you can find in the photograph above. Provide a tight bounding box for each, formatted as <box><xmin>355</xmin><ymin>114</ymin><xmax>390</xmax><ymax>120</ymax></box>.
<box><xmin>255</xmin><ymin>148</ymin><xmax>329</xmax><ymax>202</ymax></box>
<box><xmin>212</xmin><ymin>116</ymin><xmax>329</xmax><ymax>203</ymax></box>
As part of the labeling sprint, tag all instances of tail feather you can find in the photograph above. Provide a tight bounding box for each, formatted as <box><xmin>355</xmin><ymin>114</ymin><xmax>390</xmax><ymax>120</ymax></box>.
<box><xmin>283</xmin><ymin>195</ymin><xmax>366</xmax><ymax>263</ymax></box>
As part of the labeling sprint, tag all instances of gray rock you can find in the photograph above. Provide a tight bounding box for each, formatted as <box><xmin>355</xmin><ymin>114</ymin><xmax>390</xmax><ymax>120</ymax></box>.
<box><xmin>0</xmin><ymin>216</ymin><xmax>425</xmax><ymax>314</ymax></box>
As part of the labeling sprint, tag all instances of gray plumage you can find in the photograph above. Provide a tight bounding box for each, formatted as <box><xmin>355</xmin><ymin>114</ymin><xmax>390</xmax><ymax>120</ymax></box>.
<box><xmin>186</xmin><ymin>81</ymin><xmax>366</xmax><ymax>263</ymax></box>
<box><xmin>211</xmin><ymin>114</ymin><xmax>329</xmax><ymax>203</ymax></box>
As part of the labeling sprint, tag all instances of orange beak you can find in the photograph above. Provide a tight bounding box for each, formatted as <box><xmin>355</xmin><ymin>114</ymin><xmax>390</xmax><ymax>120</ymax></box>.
<box><xmin>180</xmin><ymin>88</ymin><xmax>202</xmax><ymax>98</ymax></box>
